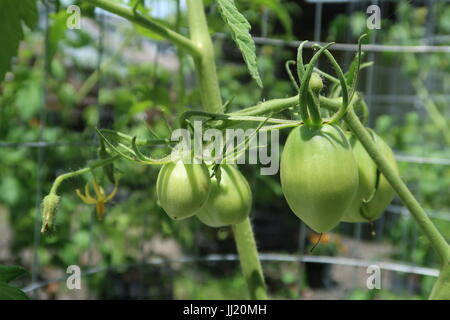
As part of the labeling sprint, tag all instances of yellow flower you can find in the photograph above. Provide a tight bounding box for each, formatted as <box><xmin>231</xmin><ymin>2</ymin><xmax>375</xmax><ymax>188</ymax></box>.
<box><xmin>76</xmin><ymin>180</ymin><xmax>118</xmax><ymax>220</ymax></box>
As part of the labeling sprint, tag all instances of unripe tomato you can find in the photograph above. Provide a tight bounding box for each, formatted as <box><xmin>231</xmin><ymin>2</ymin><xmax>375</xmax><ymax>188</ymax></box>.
<box><xmin>280</xmin><ymin>124</ymin><xmax>359</xmax><ymax>232</ymax></box>
<box><xmin>361</xmin><ymin>131</ymin><xmax>398</xmax><ymax>221</ymax></box>
<box><xmin>341</xmin><ymin>133</ymin><xmax>377</xmax><ymax>222</ymax></box>
<box><xmin>156</xmin><ymin>160</ymin><xmax>211</xmax><ymax>220</ymax></box>
<box><xmin>309</xmin><ymin>72</ymin><xmax>323</xmax><ymax>93</ymax></box>
<box><xmin>342</xmin><ymin>130</ymin><xmax>398</xmax><ymax>222</ymax></box>
<box><xmin>196</xmin><ymin>165</ymin><xmax>252</xmax><ymax>228</ymax></box>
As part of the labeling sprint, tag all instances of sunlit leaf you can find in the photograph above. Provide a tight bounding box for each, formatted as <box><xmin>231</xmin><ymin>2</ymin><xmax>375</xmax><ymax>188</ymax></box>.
<box><xmin>218</xmin><ymin>0</ymin><xmax>263</xmax><ymax>88</ymax></box>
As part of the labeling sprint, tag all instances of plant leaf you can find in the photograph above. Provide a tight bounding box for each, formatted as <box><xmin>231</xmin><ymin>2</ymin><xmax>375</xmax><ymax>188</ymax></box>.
<box><xmin>0</xmin><ymin>0</ymin><xmax>38</xmax><ymax>81</ymax></box>
<box><xmin>48</xmin><ymin>11</ymin><xmax>69</xmax><ymax>62</ymax></box>
<box><xmin>0</xmin><ymin>283</ymin><xmax>29</xmax><ymax>300</ymax></box>
<box><xmin>0</xmin><ymin>266</ymin><xmax>27</xmax><ymax>283</ymax></box>
<box><xmin>0</xmin><ymin>266</ymin><xmax>29</xmax><ymax>300</ymax></box>
<box><xmin>217</xmin><ymin>0</ymin><xmax>263</xmax><ymax>88</ymax></box>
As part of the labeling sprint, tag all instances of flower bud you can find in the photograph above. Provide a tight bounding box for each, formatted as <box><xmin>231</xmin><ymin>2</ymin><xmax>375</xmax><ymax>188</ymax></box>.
<box><xmin>41</xmin><ymin>194</ymin><xmax>60</xmax><ymax>233</ymax></box>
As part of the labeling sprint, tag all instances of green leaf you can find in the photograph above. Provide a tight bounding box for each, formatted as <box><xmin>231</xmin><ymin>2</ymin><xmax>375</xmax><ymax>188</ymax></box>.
<box><xmin>0</xmin><ymin>283</ymin><xmax>29</xmax><ymax>300</ymax></box>
<box><xmin>0</xmin><ymin>0</ymin><xmax>38</xmax><ymax>81</ymax></box>
<box><xmin>48</xmin><ymin>11</ymin><xmax>69</xmax><ymax>62</ymax></box>
<box><xmin>19</xmin><ymin>0</ymin><xmax>38</xmax><ymax>29</ymax></box>
<box><xmin>217</xmin><ymin>0</ymin><xmax>263</xmax><ymax>88</ymax></box>
<box><xmin>0</xmin><ymin>266</ymin><xmax>27</xmax><ymax>283</ymax></box>
<box><xmin>0</xmin><ymin>266</ymin><xmax>29</xmax><ymax>300</ymax></box>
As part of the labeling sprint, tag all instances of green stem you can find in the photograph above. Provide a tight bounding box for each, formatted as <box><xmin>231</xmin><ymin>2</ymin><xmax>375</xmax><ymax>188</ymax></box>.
<box><xmin>320</xmin><ymin>49</ymin><xmax>349</xmax><ymax>124</ymax></box>
<box><xmin>429</xmin><ymin>263</ymin><xmax>450</xmax><ymax>299</ymax></box>
<box><xmin>179</xmin><ymin>110</ymin><xmax>298</xmax><ymax>128</ymax></box>
<box><xmin>186</xmin><ymin>0</ymin><xmax>266</xmax><ymax>299</ymax></box>
<box><xmin>232</xmin><ymin>219</ymin><xmax>268</xmax><ymax>299</ymax></box>
<box><xmin>85</xmin><ymin>0</ymin><xmax>200</xmax><ymax>57</ymax></box>
<box><xmin>186</xmin><ymin>0</ymin><xmax>222</xmax><ymax>113</ymax></box>
<box><xmin>49</xmin><ymin>155</ymin><xmax>120</xmax><ymax>195</ymax></box>
<box><xmin>232</xmin><ymin>96</ymin><xmax>299</xmax><ymax>116</ymax></box>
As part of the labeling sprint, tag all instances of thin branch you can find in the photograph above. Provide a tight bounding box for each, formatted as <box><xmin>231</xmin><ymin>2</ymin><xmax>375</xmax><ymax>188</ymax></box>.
<box><xmin>85</xmin><ymin>0</ymin><xmax>200</xmax><ymax>57</ymax></box>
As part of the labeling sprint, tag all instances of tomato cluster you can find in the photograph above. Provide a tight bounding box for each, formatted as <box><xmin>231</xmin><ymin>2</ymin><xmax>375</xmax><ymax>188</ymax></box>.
<box><xmin>280</xmin><ymin>123</ymin><xmax>398</xmax><ymax>233</ymax></box>
<box><xmin>156</xmin><ymin>45</ymin><xmax>398</xmax><ymax>233</ymax></box>
<box><xmin>156</xmin><ymin>158</ymin><xmax>252</xmax><ymax>227</ymax></box>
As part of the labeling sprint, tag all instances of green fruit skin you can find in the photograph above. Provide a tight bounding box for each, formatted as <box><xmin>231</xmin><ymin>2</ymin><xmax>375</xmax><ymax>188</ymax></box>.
<box><xmin>362</xmin><ymin>131</ymin><xmax>399</xmax><ymax>221</ymax></box>
<box><xmin>156</xmin><ymin>160</ymin><xmax>211</xmax><ymax>220</ymax></box>
<box><xmin>196</xmin><ymin>165</ymin><xmax>252</xmax><ymax>228</ymax></box>
<box><xmin>280</xmin><ymin>124</ymin><xmax>359</xmax><ymax>232</ymax></box>
<box><xmin>342</xmin><ymin>130</ymin><xmax>399</xmax><ymax>222</ymax></box>
<box><xmin>309</xmin><ymin>72</ymin><xmax>323</xmax><ymax>92</ymax></box>
<box><xmin>341</xmin><ymin>134</ymin><xmax>378</xmax><ymax>222</ymax></box>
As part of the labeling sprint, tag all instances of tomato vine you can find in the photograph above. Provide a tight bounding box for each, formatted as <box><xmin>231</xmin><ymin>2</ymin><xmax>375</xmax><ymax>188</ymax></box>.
<box><xmin>36</xmin><ymin>0</ymin><xmax>450</xmax><ymax>300</ymax></box>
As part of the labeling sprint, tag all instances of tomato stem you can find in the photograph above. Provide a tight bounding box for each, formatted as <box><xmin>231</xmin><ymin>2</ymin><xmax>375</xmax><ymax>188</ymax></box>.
<box><xmin>428</xmin><ymin>263</ymin><xmax>450</xmax><ymax>299</ymax></box>
<box><xmin>186</xmin><ymin>0</ymin><xmax>267</xmax><ymax>300</ymax></box>
<box><xmin>49</xmin><ymin>155</ymin><xmax>121</xmax><ymax>196</ymax></box>
<box><xmin>84</xmin><ymin>0</ymin><xmax>200</xmax><ymax>58</ymax></box>
<box><xmin>186</xmin><ymin>0</ymin><xmax>222</xmax><ymax>113</ymax></box>
<box><xmin>232</xmin><ymin>219</ymin><xmax>268</xmax><ymax>300</ymax></box>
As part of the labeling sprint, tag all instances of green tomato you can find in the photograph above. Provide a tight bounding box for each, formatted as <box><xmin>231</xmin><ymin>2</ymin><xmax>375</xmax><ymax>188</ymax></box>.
<box><xmin>341</xmin><ymin>133</ymin><xmax>377</xmax><ymax>222</ymax></box>
<box><xmin>196</xmin><ymin>165</ymin><xmax>252</xmax><ymax>228</ymax></box>
<box><xmin>309</xmin><ymin>72</ymin><xmax>323</xmax><ymax>93</ymax></box>
<box><xmin>280</xmin><ymin>124</ymin><xmax>359</xmax><ymax>232</ymax></box>
<box><xmin>156</xmin><ymin>160</ymin><xmax>211</xmax><ymax>220</ymax></box>
<box><xmin>342</xmin><ymin>130</ymin><xmax>398</xmax><ymax>222</ymax></box>
<box><xmin>361</xmin><ymin>130</ymin><xmax>398</xmax><ymax>221</ymax></box>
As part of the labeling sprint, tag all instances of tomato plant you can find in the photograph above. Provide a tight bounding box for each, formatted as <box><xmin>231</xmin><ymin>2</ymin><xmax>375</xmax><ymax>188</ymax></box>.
<box><xmin>3</xmin><ymin>0</ymin><xmax>449</xmax><ymax>301</ymax></box>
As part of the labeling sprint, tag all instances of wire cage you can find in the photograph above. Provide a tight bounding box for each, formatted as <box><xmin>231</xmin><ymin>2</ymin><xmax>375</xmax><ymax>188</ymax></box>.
<box><xmin>1</xmin><ymin>0</ymin><xmax>450</xmax><ymax>300</ymax></box>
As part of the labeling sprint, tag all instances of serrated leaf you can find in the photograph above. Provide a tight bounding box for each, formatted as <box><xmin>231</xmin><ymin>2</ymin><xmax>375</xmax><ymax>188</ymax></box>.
<box><xmin>0</xmin><ymin>0</ymin><xmax>38</xmax><ymax>81</ymax></box>
<box><xmin>217</xmin><ymin>0</ymin><xmax>263</xmax><ymax>88</ymax></box>
<box><xmin>0</xmin><ymin>266</ymin><xmax>27</xmax><ymax>283</ymax></box>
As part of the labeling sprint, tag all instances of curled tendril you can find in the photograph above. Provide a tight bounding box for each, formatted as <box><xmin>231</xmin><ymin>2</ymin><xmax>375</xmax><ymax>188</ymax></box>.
<box><xmin>298</xmin><ymin>42</ymin><xmax>335</xmax><ymax>125</ymax></box>
<box><xmin>314</xmin><ymin>46</ymin><xmax>349</xmax><ymax>124</ymax></box>
<box><xmin>285</xmin><ymin>60</ymin><xmax>299</xmax><ymax>91</ymax></box>
<box><xmin>296</xmin><ymin>40</ymin><xmax>308</xmax><ymax>79</ymax></box>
